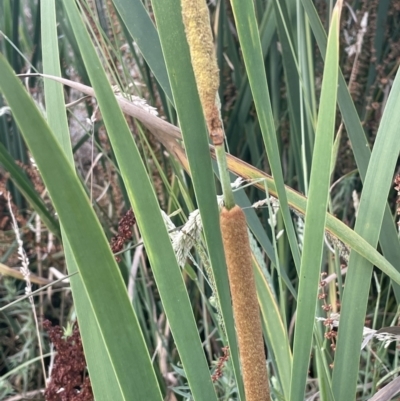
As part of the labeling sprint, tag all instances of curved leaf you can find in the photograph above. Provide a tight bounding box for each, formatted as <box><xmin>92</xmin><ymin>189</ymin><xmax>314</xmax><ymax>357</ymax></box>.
<box><xmin>0</xmin><ymin>53</ymin><xmax>163</xmax><ymax>401</ymax></box>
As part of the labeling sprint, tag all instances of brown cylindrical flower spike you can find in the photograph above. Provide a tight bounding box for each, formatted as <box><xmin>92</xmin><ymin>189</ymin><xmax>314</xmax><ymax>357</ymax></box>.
<box><xmin>220</xmin><ymin>205</ymin><xmax>270</xmax><ymax>401</ymax></box>
<box><xmin>181</xmin><ymin>1</ymin><xmax>268</xmax><ymax>394</ymax></box>
<box><xmin>181</xmin><ymin>0</ymin><xmax>224</xmax><ymax>146</ymax></box>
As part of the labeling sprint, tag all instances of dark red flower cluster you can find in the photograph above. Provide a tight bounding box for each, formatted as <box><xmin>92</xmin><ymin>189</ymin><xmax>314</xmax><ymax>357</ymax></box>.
<box><xmin>211</xmin><ymin>346</ymin><xmax>230</xmax><ymax>382</ymax></box>
<box><xmin>43</xmin><ymin>320</ymin><xmax>93</xmax><ymax>401</ymax></box>
<box><xmin>110</xmin><ymin>209</ymin><xmax>136</xmax><ymax>261</ymax></box>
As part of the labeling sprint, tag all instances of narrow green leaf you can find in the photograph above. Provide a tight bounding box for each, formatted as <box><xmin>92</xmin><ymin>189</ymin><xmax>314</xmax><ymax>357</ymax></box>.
<box><xmin>222</xmin><ymin>152</ymin><xmax>400</xmax><ymax>287</ymax></box>
<box><xmin>254</xmin><ymin>260</ymin><xmax>292</xmax><ymax>399</ymax></box>
<box><xmin>225</xmin><ymin>4</ymin><xmax>276</xmax><ymax>146</ymax></box>
<box><xmin>272</xmin><ymin>0</ymin><xmax>306</xmax><ymax>189</ymax></box>
<box><xmin>331</xmin><ymin>50</ymin><xmax>400</xmax><ymax>401</ymax></box>
<box><xmin>62</xmin><ymin>1</ymin><xmax>218</xmax><ymax>400</ymax></box>
<box><xmin>40</xmin><ymin>1</ymin><xmax>122</xmax><ymax>399</ymax></box>
<box><xmin>111</xmin><ymin>0</ymin><xmax>173</xmax><ymax>102</ymax></box>
<box><xmin>301</xmin><ymin>0</ymin><xmax>400</xmax><ymax>302</ymax></box>
<box><xmin>229</xmin><ymin>0</ymin><xmax>301</xmax><ymax>272</ymax></box>
<box><xmin>290</xmin><ymin>3</ymin><xmax>341</xmax><ymax>399</ymax></box>
<box><xmin>0</xmin><ymin>53</ymin><xmax>163</xmax><ymax>401</ymax></box>
<box><xmin>150</xmin><ymin>1</ymin><xmax>244</xmax><ymax>399</ymax></box>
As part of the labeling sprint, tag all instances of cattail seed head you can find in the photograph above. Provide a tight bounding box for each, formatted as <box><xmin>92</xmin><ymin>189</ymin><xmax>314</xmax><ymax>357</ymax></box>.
<box><xmin>181</xmin><ymin>0</ymin><xmax>223</xmax><ymax>145</ymax></box>
<box><xmin>220</xmin><ymin>205</ymin><xmax>270</xmax><ymax>401</ymax></box>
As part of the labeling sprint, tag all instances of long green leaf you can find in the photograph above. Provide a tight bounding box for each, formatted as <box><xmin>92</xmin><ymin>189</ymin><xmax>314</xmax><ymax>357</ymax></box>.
<box><xmin>0</xmin><ymin>53</ymin><xmax>163</xmax><ymax>401</ymax></box>
<box><xmin>225</xmin><ymin>4</ymin><xmax>276</xmax><ymax>149</ymax></box>
<box><xmin>254</xmin><ymin>259</ymin><xmax>292</xmax><ymax>399</ymax></box>
<box><xmin>301</xmin><ymin>0</ymin><xmax>400</xmax><ymax>303</ymax></box>
<box><xmin>290</xmin><ymin>3</ymin><xmax>340</xmax><ymax>399</ymax></box>
<box><xmin>150</xmin><ymin>1</ymin><xmax>244</xmax><ymax>399</ymax></box>
<box><xmin>220</xmin><ymin>152</ymin><xmax>400</xmax><ymax>287</ymax></box>
<box><xmin>62</xmin><ymin>1</ymin><xmax>218</xmax><ymax>400</ymax></box>
<box><xmin>229</xmin><ymin>0</ymin><xmax>301</xmax><ymax>273</ymax></box>
<box><xmin>35</xmin><ymin>75</ymin><xmax>400</xmax><ymax>291</ymax></box>
<box><xmin>40</xmin><ymin>1</ymin><xmax>122</xmax><ymax>399</ymax></box>
<box><xmin>331</xmin><ymin>50</ymin><xmax>400</xmax><ymax>401</ymax></box>
<box><xmin>111</xmin><ymin>0</ymin><xmax>173</xmax><ymax>102</ymax></box>
<box><xmin>272</xmin><ymin>0</ymin><xmax>306</xmax><ymax>190</ymax></box>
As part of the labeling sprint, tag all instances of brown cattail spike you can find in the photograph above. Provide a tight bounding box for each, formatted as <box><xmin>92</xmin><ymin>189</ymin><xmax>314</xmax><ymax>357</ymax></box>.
<box><xmin>220</xmin><ymin>205</ymin><xmax>270</xmax><ymax>401</ymax></box>
<box><xmin>181</xmin><ymin>0</ymin><xmax>224</xmax><ymax>146</ymax></box>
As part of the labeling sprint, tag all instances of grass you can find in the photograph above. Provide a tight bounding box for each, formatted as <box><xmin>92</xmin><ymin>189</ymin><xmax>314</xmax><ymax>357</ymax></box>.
<box><xmin>1</xmin><ymin>1</ymin><xmax>400</xmax><ymax>400</ymax></box>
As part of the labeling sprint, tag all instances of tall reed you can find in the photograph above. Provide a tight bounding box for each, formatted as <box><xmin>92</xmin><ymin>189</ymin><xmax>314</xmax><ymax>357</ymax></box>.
<box><xmin>181</xmin><ymin>0</ymin><xmax>270</xmax><ymax>399</ymax></box>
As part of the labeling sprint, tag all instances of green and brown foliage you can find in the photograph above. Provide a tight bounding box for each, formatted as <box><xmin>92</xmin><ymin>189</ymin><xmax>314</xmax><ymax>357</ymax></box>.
<box><xmin>1</xmin><ymin>1</ymin><xmax>400</xmax><ymax>401</ymax></box>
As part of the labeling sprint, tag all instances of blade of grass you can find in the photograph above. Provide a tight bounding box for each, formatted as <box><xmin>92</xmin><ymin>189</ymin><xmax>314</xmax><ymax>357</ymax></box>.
<box><xmin>41</xmin><ymin>1</ymin><xmax>122</xmax><ymax>399</ymax></box>
<box><xmin>0</xmin><ymin>52</ymin><xmax>164</xmax><ymax>400</ymax></box>
<box><xmin>271</xmin><ymin>0</ymin><xmax>306</xmax><ymax>191</ymax></box>
<box><xmin>301</xmin><ymin>0</ymin><xmax>400</xmax><ymax>302</ymax></box>
<box><xmin>25</xmin><ymin>73</ymin><xmax>400</xmax><ymax>294</ymax></box>
<box><xmin>110</xmin><ymin>0</ymin><xmax>172</xmax><ymax>102</ymax></box>
<box><xmin>225</xmin><ymin>2</ymin><xmax>275</xmax><ymax>149</ymax></box>
<box><xmin>150</xmin><ymin>1</ymin><xmax>244</xmax><ymax>399</ymax></box>
<box><xmin>217</xmin><ymin>150</ymin><xmax>400</xmax><ymax>287</ymax></box>
<box><xmin>289</xmin><ymin>3</ymin><xmax>341</xmax><ymax>399</ymax></box>
<box><xmin>229</xmin><ymin>0</ymin><xmax>301</xmax><ymax>273</ymax></box>
<box><xmin>331</xmin><ymin>54</ymin><xmax>400</xmax><ymax>401</ymax></box>
<box><xmin>253</xmin><ymin>258</ymin><xmax>292</xmax><ymax>399</ymax></box>
<box><xmin>62</xmin><ymin>1</ymin><xmax>219</xmax><ymax>399</ymax></box>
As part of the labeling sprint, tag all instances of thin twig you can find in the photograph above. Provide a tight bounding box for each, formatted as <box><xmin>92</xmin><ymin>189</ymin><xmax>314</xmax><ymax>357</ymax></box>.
<box><xmin>6</xmin><ymin>193</ymin><xmax>47</xmax><ymax>385</ymax></box>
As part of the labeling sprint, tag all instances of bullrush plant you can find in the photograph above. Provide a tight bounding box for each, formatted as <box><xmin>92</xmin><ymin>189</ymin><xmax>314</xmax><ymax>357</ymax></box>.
<box><xmin>181</xmin><ymin>1</ymin><xmax>269</xmax><ymax>399</ymax></box>
<box><xmin>1</xmin><ymin>1</ymin><xmax>400</xmax><ymax>401</ymax></box>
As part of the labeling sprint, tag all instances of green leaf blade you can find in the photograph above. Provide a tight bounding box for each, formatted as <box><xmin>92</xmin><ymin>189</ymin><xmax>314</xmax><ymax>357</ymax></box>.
<box><xmin>332</xmin><ymin>61</ymin><xmax>400</xmax><ymax>401</ymax></box>
<box><xmin>41</xmin><ymin>1</ymin><xmax>123</xmax><ymax>399</ymax></box>
<box><xmin>62</xmin><ymin>1</ymin><xmax>219</xmax><ymax>400</ymax></box>
<box><xmin>0</xmin><ymin>53</ymin><xmax>163</xmax><ymax>401</ymax></box>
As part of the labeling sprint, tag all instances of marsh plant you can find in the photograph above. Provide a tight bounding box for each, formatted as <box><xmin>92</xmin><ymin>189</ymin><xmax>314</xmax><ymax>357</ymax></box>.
<box><xmin>1</xmin><ymin>1</ymin><xmax>400</xmax><ymax>401</ymax></box>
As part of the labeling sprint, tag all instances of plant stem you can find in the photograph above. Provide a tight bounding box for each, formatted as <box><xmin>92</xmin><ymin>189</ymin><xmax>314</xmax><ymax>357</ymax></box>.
<box><xmin>215</xmin><ymin>144</ymin><xmax>235</xmax><ymax>210</ymax></box>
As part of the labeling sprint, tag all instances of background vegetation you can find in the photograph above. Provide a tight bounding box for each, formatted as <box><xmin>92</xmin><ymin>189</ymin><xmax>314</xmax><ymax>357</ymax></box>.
<box><xmin>0</xmin><ymin>0</ymin><xmax>400</xmax><ymax>400</ymax></box>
